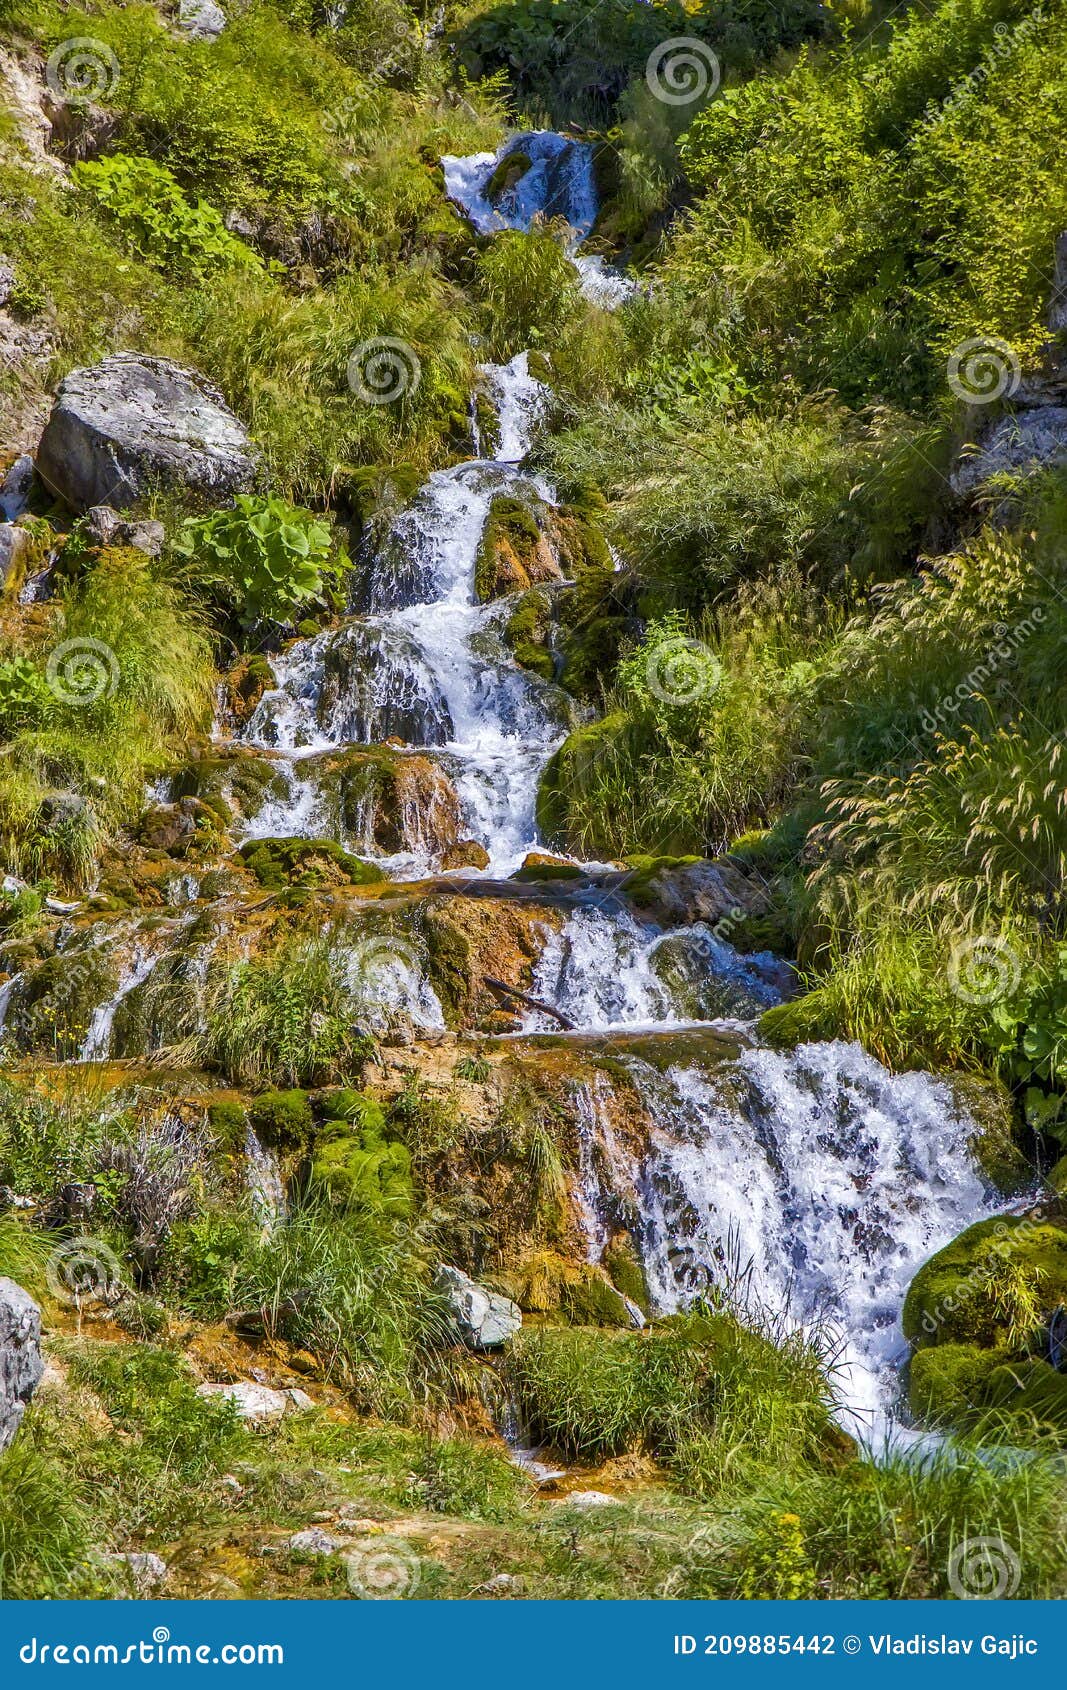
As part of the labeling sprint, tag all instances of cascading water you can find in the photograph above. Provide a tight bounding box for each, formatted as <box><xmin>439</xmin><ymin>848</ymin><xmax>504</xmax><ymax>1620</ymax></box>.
<box><xmin>44</xmin><ymin>126</ymin><xmax>995</xmax><ymax>1457</ymax></box>
<box><xmin>242</xmin><ymin>350</ymin><xmax>575</xmax><ymax>874</ymax></box>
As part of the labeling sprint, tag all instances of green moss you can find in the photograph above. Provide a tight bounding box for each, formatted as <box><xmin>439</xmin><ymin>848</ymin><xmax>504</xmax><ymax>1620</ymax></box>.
<box><xmin>503</xmin><ymin>588</ymin><xmax>555</xmax><ymax>682</ymax></box>
<box><xmin>313</xmin><ymin>1088</ymin><xmax>387</xmax><ymax>1134</ymax></box>
<box><xmin>903</xmin><ymin>1215</ymin><xmax>1067</xmax><ymax>1350</ymax></box>
<box><xmin>562</xmin><ymin>1271</ymin><xmax>634</xmax><ymax>1328</ymax></box>
<box><xmin>510</xmin><ymin>861</ymin><xmax>584</xmax><ymax>884</ymax></box>
<box><xmin>604</xmin><ymin>1235</ymin><xmax>651</xmax><ymax>1315</ymax></box>
<box><xmin>983</xmin><ymin>1357</ymin><xmax>1067</xmax><ymax>1432</ymax></box>
<box><xmin>308</xmin><ymin>1119</ymin><xmax>413</xmax><ymax>1216</ymax></box>
<box><xmin>238</xmin><ymin>836</ymin><xmax>384</xmax><ymax>892</ymax></box>
<box><xmin>248</xmin><ymin>1088</ymin><xmax>313</xmax><ymax>1151</ymax></box>
<box><xmin>474</xmin><ymin>495</ymin><xmax>544</xmax><ymax>603</ymax></box>
<box><xmin>949</xmin><ymin>1072</ymin><xmax>1030</xmax><ymax>1196</ymax></box>
<box><xmin>207</xmin><ymin>1098</ymin><xmax>248</xmax><ymax>1154</ymax></box>
<box><xmin>485</xmin><ymin>151</ymin><xmax>532</xmax><ymax>201</ymax></box>
<box><xmin>536</xmin><ymin>712</ymin><xmax>632</xmax><ymax>848</ymax></box>
<box><xmin>908</xmin><ymin>1341</ymin><xmax>1005</xmax><ymax>1428</ymax></box>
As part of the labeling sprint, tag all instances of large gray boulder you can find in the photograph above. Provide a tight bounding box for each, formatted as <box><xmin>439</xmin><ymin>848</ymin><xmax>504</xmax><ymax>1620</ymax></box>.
<box><xmin>951</xmin><ymin>402</ymin><xmax>1067</xmax><ymax>498</ymax></box>
<box><xmin>436</xmin><ymin>1264</ymin><xmax>521</xmax><ymax>1350</ymax></box>
<box><xmin>0</xmin><ymin>1278</ymin><xmax>45</xmax><ymax>1451</ymax></box>
<box><xmin>35</xmin><ymin>354</ymin><xmax>257</xmax><ymax>513</ymax></box>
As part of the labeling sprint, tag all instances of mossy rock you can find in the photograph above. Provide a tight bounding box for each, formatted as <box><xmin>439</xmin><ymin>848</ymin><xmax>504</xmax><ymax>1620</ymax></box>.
<box><xmin>486</xmin><ymin>150</ymin><xmax>532</xmax><ymax>201</ymax></box>
<box><xmin>312</xmin><ymin>1087</ymin><xmax>387</xmax><ymax>1134</ymax></box>
<box><xmin>173</xmin><ymin>751</ymin><xmax>280</xmax><ymax>826</ymax></box>
<box><xmin>604</xmin><ymin>1234</ymin><xmax>651</xmax><ymax>1315</ymax></box>
<box><xmin>206</xmin><ymin>1097</ymin><xmax>248</xmax><ymax>1155</ymax></box>
<box><xmin>908</xmin><ymin>1341</ymin><xmax>1006</xmax><ymax>1428</ymax></box>
<box><xmin>474</xmin><ymin>494</ymin><xmax>556</xmax><ymax>603</ymax></box>
<box><xmin>903</xmin><ymin>1214</ymin><xmax>1067</xmax><ymax>1350</ymax></box>
<box><xmin>238</xmin><ymin>836</ymin><xmax>384</xmax><ymax>893</ymax></box>
<box><xmin>503</xmin><ymin>587</ymin><xmax>556</xmax><ymax>682</ymax></box>
<box><xmin>983</xmin><ymin>1356</ymin><xmax>1067</xmax><ymax>1432</ymax></box>
<box><xmin>535</xmin><ymin>711</ymin><xmax>634</xmax><ymax>850</ymax></box>
<box><xmin>309</xmin><ymin>1119</ymin><xmax>413</xmax><ymax>1216</ymax></box>
<box><xmin>949</xmin><ymin>1071</ymin><xmax>1030</xmax><ymax>1195</ymax></box>
<box><xmin>249</xmin><ymin>1089</ymin><xmax>313</xmax><ymax>1151</ymax></box>
<box><xmin>510</xmin><ymin>860</ymin><xmax>584</xmax><ymax>884</ymax></box>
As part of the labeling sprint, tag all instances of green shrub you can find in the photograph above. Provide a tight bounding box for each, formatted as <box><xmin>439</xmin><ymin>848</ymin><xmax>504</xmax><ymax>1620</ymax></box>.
<box><xmin>64</xmin><ymin>1342</ymin><xmax>243</xmax><ymax>1478</ymax></box>
<box><xmin>230</xmin><ymin>1202</ymin><xmax>449</xmax><ymax>1414</ymax></box>
<box><xmin>0</xmin><ymin>1443</ymin><xmax>90</xmax><ymax>1598</ymax></box>
<box><xmin>0</xmin><ymin>658</ymin><xmax>53</xmax><ymax>734</ymax></box>
<box><xmin>176</xmin><ymin>495</ymin><xmax>346</xmax><ymax>629</ymax></box>
<box><xmin>73</xmin><ymin>154</ymin><xmax>262</xmax><ymax>280</ymax></box>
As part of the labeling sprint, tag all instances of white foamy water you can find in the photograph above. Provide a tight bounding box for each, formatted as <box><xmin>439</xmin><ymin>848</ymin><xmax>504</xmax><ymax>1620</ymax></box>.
<box><xmin>443</xmin><ymin>131</ymin><xmax>637</xmax><ymax>305</ymax></box>
<box><xmin>564</xmin><ymin>1039</ymin><xmax>1006</xmax><ymax>1446</ymax></box>
<box><xmin>524</xmin><ymin>906</ymin><xmax>787</xmax><ymax>1031</ymax></box>
<box><xmin>241</xmin><ymin>352</ymin><xmax>574</xmax><ymax>875</ymax></box>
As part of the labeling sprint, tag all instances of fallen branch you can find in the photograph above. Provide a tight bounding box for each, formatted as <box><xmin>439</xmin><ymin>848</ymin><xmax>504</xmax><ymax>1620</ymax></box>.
<box><xmin>482</xmin><ymin>975</ymin><xmax>577</xmax><ymax>1031</ymax></box>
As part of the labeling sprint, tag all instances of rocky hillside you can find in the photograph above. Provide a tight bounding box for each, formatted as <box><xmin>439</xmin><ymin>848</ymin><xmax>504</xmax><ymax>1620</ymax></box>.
<box><xmin>1</xmin><ymin>0</ymin><xmax>1067</xmax><ymax>1604</ymax></box>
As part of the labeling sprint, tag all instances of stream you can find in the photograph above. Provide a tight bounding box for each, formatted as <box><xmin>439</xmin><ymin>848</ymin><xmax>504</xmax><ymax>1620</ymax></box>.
<box><xmin>8</xmin><ymin>130</ymin><xmax>1007</xmax><ymax>1452</ymax></box>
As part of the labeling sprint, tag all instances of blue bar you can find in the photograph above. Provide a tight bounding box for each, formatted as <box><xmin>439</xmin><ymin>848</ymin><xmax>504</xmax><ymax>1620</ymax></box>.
<box><xmin>0</xmin><ymin>1601</ymin><xmax>1057</xmax><ymax>1685</ymax></box>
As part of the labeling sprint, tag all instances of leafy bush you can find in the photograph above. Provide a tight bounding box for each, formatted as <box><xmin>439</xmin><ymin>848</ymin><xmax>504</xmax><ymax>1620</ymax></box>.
<box><xmin>73</xmin><ymin>154</ymin><xmax>263</xmax><ymax>279</ymax></box>
<box><xmin>176</xmin><ymin>495</ymin><xmax>346</xmax><ymax>628</ymax></box>
<box><xmin>0</xmin><ymin>658</ymin><xmax>53</xmax><ymax>734</ymax></box>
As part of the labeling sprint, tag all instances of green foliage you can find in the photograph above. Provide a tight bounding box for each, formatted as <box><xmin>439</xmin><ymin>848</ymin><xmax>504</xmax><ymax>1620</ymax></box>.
<box><xmin>193</xmin><ymin>933</ymin><xmax>376</xmax><ymax>1087</ymax></box>
<box><xmin>73</xmin><ymin>154</ymin><xmax>263</xmax><ymax>280</ymax></box>
<box><xmin>309</xmin><ymin>1118</ymin><xmax>414</xmax><ymax>1217</ymax></box>
<box><xmin>0</xmin><ymin>549</ymin><xmax>214</xmax><ymax>886</ymax></box>
<box><xmin>0</xmin><ymin>658</ymin><xmax>53</xmax><ymax>735</ymax></box>
<box><xmin>0</xmin><ymin>1443</ymin><xmax>91</xmax><ymax>1598</ymax></box>
<box><xmin>453</xmin><ymin>0</ymin><xmax>830</xmax><ymax>126</ymax></box>
<box><xmin>249</xmin><ymin>1088</ymin><xmax>313</xmax><ymax>1151</ymax></box>
<box><xmin>176</xmin><ymin>495</ymin><xmax>346</xmax><ymax>629</ymax></box>
<box><xmin>229</xmin><ymin>1201</ymin><xmax>449</xmax><ymax>1413</ymax></box>
<box><xmin>64</xmin><ymin>1342</ymin><xmax>244</xmax><ymax>1477</ymax></box>
<box><xmin>475</xmin><ymin>227</ymin><xmax>583</xmax><ymax>358</ymax></box>
<box><xmin>504</xmin><ymin>1308</ymin><xmax>836</xmax><ymax>1482</ymax></box>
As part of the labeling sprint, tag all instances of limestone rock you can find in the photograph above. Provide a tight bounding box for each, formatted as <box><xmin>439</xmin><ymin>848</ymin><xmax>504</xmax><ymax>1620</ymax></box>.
<box><xmin>196</xmin><ymin>1380</ymin><xmax>312</xmax><ymax>1422</ymax></box>
<box><xmin>951</xmin><ymin>403</ymin><xmax>1067</xmax><ymax>498</ymax></box>
<box><xmin>0</xmin><ymin>455</ymin><xmax>34</xmax><ymax>520</ymax></box>
<box><xmin>0</xmin><ymin>1278</ymin><xmax>45</xmax><ymax>1452</ymax></box>
<box><xmin>105</xmin><ymin>1551</ymin><xmax>168</xmax><ymax>1593</ymax></box>
<box><xmin>436</xmin><ymin>1263</ymin><xmax>521</xmax><ymax>1350</ymax></box>
<box><xmin>36</xmin><ymin>353</ymin><xmax>258</xmax><ymax>513</ymax></box>
<box><xmin>0</xmin><ymin>524</ymin><xmax>32</xmax><ymax>597</ymax></box>
<box><xmin>287</xmin><ymin>1527</ymin><xmax>345</xmax><ymax>1556</ymax></box>
<box><xmin>627</xmin><ymin>856</ymin><xmax>768</xmax><ymax>929</ymax></box>
<box><xmin>178</xmin><ymin>0</ymin><xmax>227</xmax><ymax>41</ymax></box>
<box><xmin>560</xmin><ymin>1490</ymin><xmax>619</xmax><ymax>1509</ymax></box>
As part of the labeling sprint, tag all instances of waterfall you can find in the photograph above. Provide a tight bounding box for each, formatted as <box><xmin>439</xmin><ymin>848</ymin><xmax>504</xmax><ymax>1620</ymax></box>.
<box><xmin>239</xmin><ymin>350</ymin><xmax>576</xmax><ymax>875</ymax></box>
<box><xmin>563</xmin><ymin>1038</ymin><xmax>1007</xmax><ymax>1447</ymax></box>
<box><xmin>79</xmin><ymin>949</ymin><xmax>159</xmax><ymax>1061</ymax></box>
